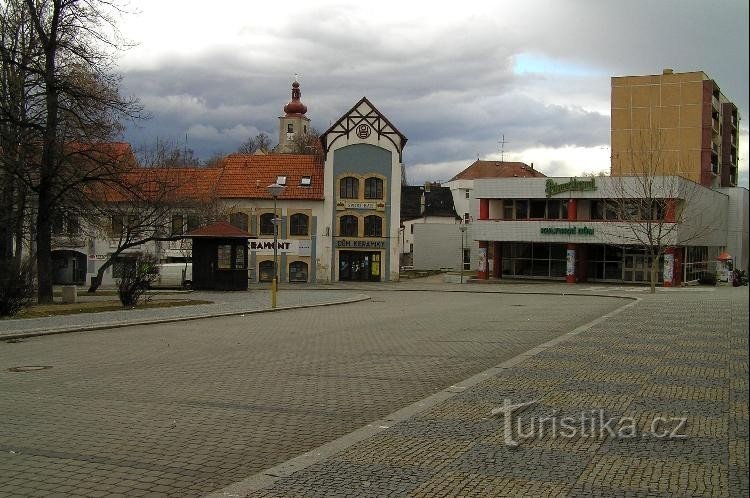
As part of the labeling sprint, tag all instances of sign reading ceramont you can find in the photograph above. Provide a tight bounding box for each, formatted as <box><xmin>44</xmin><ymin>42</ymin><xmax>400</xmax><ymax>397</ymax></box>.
<box><xmin>249</xmin><ymin>240</ymin><xmax>299</xmax><ymax>253</ymax></box>
<box><xmin>545</xmin><ymin>178</ymin><xmax>597</xmax><ymax>198</ymax></box>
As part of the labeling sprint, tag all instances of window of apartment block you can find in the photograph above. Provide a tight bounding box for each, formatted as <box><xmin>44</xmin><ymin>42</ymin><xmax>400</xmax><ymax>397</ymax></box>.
<box><xmin>340</xmin><ymin>177</ymin><xmax>359</xmax><ymax>199</ymax></box>
<box><xmin>339</xmin><ymin>215</ymin><xmax>358</xmax><ymax>237</ymax></box>
<box><xmin>289</xmin><ymin>213</ymin><xmax>309</xmax><ymax>236</ymax></box>
<box><xmin>364</xmin><ymin>177</ymin><xmax>384</xmax><ymax>199</ymax></box>
<box><xmin>364</xmin><ymin>215</ymin><xmax>382</xmax><ymax>237</ymax></box>
<box><xmin>259</xmin><ymin>213</ymin><xmax>276</xmax><ymax>235</ymax></box>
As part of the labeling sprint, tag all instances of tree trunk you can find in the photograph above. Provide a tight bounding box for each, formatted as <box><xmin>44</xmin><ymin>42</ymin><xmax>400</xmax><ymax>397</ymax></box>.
<box><xmin>36</xmin><ymin>191</ymin><xmax>53</xmax><ymax>303</ymax></box>
<box><xmin>88</xmin><ymin>256</ymin><xmax>118</xmax><ymax>293</ymax></box>
<box><xmin>649</xmin><ymin>255</ymin><xmax>658</xmax><ymax>294</ymax></box>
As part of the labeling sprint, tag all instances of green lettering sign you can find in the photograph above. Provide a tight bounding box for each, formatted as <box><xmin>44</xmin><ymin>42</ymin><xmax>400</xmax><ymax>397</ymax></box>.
<box><xmin>545</xmin><ymin>178</ymin><xmax>597</xmax><ymax>198</ymax></box>
<box><xmin>540</xmin><ymin>226</ymin><xmax>595</xmax><ymax>236</ymax></box>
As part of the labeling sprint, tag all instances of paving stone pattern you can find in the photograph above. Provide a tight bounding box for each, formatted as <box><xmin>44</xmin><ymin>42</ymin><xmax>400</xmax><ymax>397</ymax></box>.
<box><xmin>0</xmin><ymin>290</ymin><xmax>626</xmax><ymax>496</ymax></box>
<box><xmin>250</xmin><ymin>287</ymin><xmax>749</xmax><ymax>498</ymax></box>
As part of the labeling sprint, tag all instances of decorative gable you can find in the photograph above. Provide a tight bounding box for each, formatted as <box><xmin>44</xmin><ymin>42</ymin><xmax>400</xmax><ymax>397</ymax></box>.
<box><xmin>321</xmin><ymin>97</ymin><xmax>407</xmax><ymax>161</ymax></box>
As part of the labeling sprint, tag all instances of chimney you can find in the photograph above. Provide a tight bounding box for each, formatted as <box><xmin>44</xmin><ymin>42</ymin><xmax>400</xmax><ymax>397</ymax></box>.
<box><xmin>530</xmin><ymin>162</ymin><xmax>534</xmax><ymax>170</ymax></box>
<box><xmin>663</xmin><ymin>68</ymin><xmax>674</xmax><ymax>75</ymax></box>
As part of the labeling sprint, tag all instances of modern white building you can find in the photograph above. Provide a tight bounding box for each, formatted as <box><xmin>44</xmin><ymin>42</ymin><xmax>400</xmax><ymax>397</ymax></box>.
<box><xmin>471</xmin><ymin>175</ymin><xmax>747</xmax><ymax>285</ymax></box>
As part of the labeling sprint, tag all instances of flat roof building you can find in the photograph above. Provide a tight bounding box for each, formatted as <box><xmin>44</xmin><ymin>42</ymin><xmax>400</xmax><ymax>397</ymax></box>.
<box><xmin>611</xmin><ymin>69</ymin><xmax>740</xmax><ymax>188</ymax></box>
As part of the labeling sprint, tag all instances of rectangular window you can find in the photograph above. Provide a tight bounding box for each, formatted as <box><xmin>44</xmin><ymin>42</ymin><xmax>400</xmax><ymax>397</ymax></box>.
<box><xmin>300</xmin><ymin>176</ymin><xmax>312</xmax><ymax>186</ymax></box>
<box><xmin>187</xmin><ymin>214</ymin><xmax>201</xmax><ymax>232</ymax></box>
<box><xmin>503</xmin><ymin>200</ymin><xmax>514</xmax><ymax>220</ymax></box>
<box><xmin>465</xmin><ymin>191</ymin><xmax>470</xmax><ymax>199</ymax></box>
<box><xmin>171</xmin><ymin>214</ymin><xmax>184</xmax><ymax>236</ymax></box>
<box><xmin>217</xmin><ymin>244</ymin><xmax>232</xmax><ymax>269</ymax></box>
<box><xmin>529</xmin><ymin>200</ymin><xmax>546</xmax><ymax>219</ymax></box>
<box><xmin>515</xmin><ymin>200</ymin><xmax>529</xmax><ymax>220</ymax></box>
<box><xmin>463</xmin><ymin>248</ymin><xmax>471</xmax><ymax>270</ymax></box>
<box><xmin>234</xmin><ymin>247</ymin><xmax>245</xmax><ymax>268</ymax></box>
<box><xmin>276</xmin><ymin>175</ymin><xmax>287</xmax><ymax>185</ymax></box>
<box><xmin>111</xmin><ymin>215</ymin><xmax>124</xmax><ymax>236</ymax></box>
<box><xmin>463</xmin><ymin>213</ymin><xmax>470</xmax><ymax>224</ymax></box>
<box><xmin>547</xmin><ymin>200</ymin><xmax>562</xmax><ymax>219</ymax></box>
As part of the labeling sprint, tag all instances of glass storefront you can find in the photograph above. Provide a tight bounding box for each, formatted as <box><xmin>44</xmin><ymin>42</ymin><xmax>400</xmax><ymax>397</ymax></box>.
<box><xmin>502</xmin><ymin>243</ymin><xmax>567</xmax><ymax>278</ymax></box>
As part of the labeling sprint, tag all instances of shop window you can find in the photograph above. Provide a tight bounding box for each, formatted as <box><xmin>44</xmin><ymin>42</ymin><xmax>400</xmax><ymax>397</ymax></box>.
<box><xmin>364</xmin><ymin>177</ymin><xmax>384</xmax><ymax>199</ymax></box>
<box><xmin>171</xmin><ymin>214</ymin><xmax>184</xmax><ymax>236</ymax></box>
<box><xmin>259</xmin><ymin>213</ymin><xmax>276</xmax><ymax>235</ymax></box>
<box><xmin>258</xmin><ymin>261</ymin><xmax>275</xmax><ymax>282</ymax></box>
<box><xmin>289</xmin><ymin>261</ymin><xmax>308</xmax><ymax>282</ymax></box>
<box><xmin>340</xmin><ymin>177</ymin><xmax>359</xmax><ymax>199</ymax></box>
<box><xmin>364</xmin><ymin>215</ymin><xmax>382</xmax><ymax>237</ymax></box>
<box><xmin>217</xmin><ymin>244</ymin><xmax>232</xmax><ymax>269</ymax></box>
<box><xmin>340</xmin><ymin>215</ymin><xmax>358</xmax><ymax>237</ymax></box>
<box><xmin>290</xmin><ymin>213</ymin><xmax>309</xmax><ymax>236</ymax></box>
<box><xmin>230</xmin><ymin>212</ymin><xmax>248</xmax><ymax>231</ymax></box>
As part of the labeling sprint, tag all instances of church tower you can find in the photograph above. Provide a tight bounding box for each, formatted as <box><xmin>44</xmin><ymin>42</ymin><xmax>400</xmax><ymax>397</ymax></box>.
<box><xmin>277</xmin><ymin>79</ymin><xmax>310</xmax><ymax>153</ymax></box>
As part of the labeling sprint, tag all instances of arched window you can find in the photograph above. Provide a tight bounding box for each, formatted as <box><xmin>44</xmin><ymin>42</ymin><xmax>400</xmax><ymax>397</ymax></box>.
<box><xmin>339</xmin><ymin>215</ymin><xmax>358</xmax><ymax>237</ymax></box>
<box><xmin>259</xmin><ymin>213</ymin><xmax>276</xmax><ymax>235</ymax></box>
<box><xmin>364</xmin><ymin>215</ymin><xmax>382</xmax><ymax>237</ymax></box>
<box><xmin>289</xmin><ymin>261</ymin><xmax>308</xmax><ymax>282</ymax></box>
<box><xmin>364</xmin><ymin>177</ymin><xmax>384</xmax><ymax>199</ymax></box>
<box><xmin>229</xmin><ymin>212</ymin><xmax>248</xmax><ymax>231</ymax></box>
<box><xmin>339</xmin><ymin>177</ymin><xmax>359</xmax><ymax>199</ymax></box>
<box><xmin>289</xmin><ymin>213</ymin><xmax>309</xmax><ymax>236</ymax></box>
<box><xmin>258</xmin><ymin>261</ymin><xmax>275</xmax><ymax>282</ymax></box>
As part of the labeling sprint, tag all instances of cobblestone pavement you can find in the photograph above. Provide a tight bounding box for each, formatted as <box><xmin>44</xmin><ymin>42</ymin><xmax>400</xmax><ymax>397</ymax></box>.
<box><xmin>0</xmin><ymin>289</ymin><xmax>367</xmax><ymax>339</ymax></box>
<box><xmin>0</xmin><ymin>290</ymin><xmax>628</xmax><ymax>496</ymax></box>
<box><xmin>237</xmin><ymin>286</ymin><xmax>748</xmax><ymax>498</ymax></box>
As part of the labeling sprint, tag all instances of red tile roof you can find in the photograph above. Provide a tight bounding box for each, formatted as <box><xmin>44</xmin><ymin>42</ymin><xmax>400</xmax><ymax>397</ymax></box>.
<box><xmin>450</xmin><ymin>160</ymin><xmax>546</xmax><ymax>181</ymax></box>
<box><xmin>214</xmin><ymin>154</ymin><xmax>324</xmax><ymax>200</ymax></box>
<box><xmin>187</xmin><ymin>221</ymin><xmax>254</xmax><ymax>238</ymax></box>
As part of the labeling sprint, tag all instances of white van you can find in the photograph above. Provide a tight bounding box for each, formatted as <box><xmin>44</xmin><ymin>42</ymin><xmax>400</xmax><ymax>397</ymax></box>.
<box><xmin>152</xmin><ymin>263</ymin><xmax>193</xmax><ymax>289</ymax></box>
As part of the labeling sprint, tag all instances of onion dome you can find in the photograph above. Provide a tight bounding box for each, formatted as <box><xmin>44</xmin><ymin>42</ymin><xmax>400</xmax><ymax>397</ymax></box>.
<box><xmin>283</xmin><ymin>81</ymin><xmax>308</xmax><ymax>116</ymax></box>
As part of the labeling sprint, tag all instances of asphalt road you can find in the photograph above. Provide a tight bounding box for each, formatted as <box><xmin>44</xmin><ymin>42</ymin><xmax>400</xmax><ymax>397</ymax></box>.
<box><xmin>0</xmin><ymin>290</ymin><xmax>628</xmax><ymax>497</ymax></box>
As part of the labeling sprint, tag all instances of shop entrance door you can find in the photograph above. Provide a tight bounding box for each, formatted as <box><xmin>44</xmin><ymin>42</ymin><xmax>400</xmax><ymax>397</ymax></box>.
<box><xmin>623</xmin><ymin>253</ymin><xmax>660</xmax><ymax>283</ymax></box>
<box><xmin>339</xmin><ymin>251</ymin><xmax>381</xmax><ymax>281</ymax></box>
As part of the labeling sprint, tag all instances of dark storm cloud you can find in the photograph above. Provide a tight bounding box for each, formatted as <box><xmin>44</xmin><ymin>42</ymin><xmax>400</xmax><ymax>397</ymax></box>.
<box><xmin>119</xmin><ymin>0</ymin><xmax>747</xmax><ymax>186</ymax></box>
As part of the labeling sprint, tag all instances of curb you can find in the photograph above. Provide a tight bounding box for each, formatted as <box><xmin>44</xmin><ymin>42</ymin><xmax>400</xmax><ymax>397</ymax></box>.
<box><xmin>0</xmin><ymin>295</ymin><xmax>371</xmax><ymax>342</ymax></box>
<box><xmin>207</xmin><ymin>295</ymin><xmax>641</xmax><ymax>497</ymax></box>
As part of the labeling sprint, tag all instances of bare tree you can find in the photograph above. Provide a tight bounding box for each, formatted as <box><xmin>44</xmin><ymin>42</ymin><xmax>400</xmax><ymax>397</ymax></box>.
<box><xmin>604</xmin><ymin>132</ymin><xmax>721</xmax><ymax>293</ymax></box>
<box><xmin>135</xmin><ymin>137</ymin><xmax>201</xmax><ymax>167</ymax></box>
<box><xmin>237</xmin><ymin>132</ymin><xmax>273</xmax><ymax>154</ymax></box>
<box><xmin>0</xmin><ymin>0</ymin><xmax>143</xmax><ymax>303</ymax></box>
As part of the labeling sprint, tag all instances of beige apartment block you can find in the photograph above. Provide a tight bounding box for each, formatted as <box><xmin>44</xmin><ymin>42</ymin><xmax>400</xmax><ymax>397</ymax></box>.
<box><xmin>611</xmin><ymin>69</ymin><xmax>740</xmax><ymax>188</ymax></box>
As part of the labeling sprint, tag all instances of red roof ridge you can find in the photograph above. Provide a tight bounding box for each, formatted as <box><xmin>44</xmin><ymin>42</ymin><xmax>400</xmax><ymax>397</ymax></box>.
<box><xmin>187</xmin><ymin>221</ymin><xmax>254</xmax><ymax>238</ymax></box>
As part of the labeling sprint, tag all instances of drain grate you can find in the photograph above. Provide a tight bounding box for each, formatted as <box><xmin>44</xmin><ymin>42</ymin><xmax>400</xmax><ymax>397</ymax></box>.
<box><xmin>7</xmin><ymin>365</ymin><xmax>52</xmax><ymax>373</ymax></box>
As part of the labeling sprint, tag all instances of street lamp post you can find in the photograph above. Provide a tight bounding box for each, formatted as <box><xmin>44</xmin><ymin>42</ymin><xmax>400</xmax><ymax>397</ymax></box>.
<box><xmin>267</xmin><ymin>183</ymin><xmax>286</xmax><ymax>308</ymax></box>
<box><xmin>459</xmin><ymin>224</ymin><xmax>467</xmax><ymax>284</ymax></box>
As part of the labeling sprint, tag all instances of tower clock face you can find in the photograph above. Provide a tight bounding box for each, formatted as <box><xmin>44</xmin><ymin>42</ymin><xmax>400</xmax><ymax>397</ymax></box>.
<box><xmin>356</xmin><ymin>124</ymin><xmax>372</xmax><ymax>139</ymax></box>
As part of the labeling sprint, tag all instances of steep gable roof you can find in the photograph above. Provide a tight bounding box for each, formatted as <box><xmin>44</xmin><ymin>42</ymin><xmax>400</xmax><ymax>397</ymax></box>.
<box><xmin>450</xmin><ymin>160</ymin><xmax>546</xmax><ymax>181</ymax></box>
<box><xmin>321</xmin><ymin>97</ymin><xmax>407</xmax><ymax>161</ymax></box>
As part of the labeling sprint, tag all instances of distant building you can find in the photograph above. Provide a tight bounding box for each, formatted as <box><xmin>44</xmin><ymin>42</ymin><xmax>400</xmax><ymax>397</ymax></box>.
<box><xmin>611</xmin><ymin>69</ymin><xmax>740</xmax><ymax>188</ymax></box>
<box><xmin>399</xmin><ymin>183</ymin><xmax>461</xmax><ymax>268</ymax></box>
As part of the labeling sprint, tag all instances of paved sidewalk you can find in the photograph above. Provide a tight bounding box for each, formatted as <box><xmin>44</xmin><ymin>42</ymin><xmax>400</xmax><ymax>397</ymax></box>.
<box><xmin>214</xmin><ymin>285</ymin><xmax>749</xmax><ymax>498</ymax></box>
<box><xmin>0</xmin><ymin>289</ymin><xmax>368</xmax><ymax>340</ymax></box>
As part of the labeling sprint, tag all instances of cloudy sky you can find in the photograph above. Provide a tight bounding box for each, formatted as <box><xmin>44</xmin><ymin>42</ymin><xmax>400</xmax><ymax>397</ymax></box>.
<box><xmin>116</xmin><ymin>0</ymin><xmax>749</xmax><ymax>187</ymax></box>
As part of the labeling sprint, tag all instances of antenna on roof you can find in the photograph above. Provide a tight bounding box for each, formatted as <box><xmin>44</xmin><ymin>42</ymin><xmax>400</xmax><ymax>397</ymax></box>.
<box><xmin>498</xmin><ymin>134</ymin><xmax>508</xmax><ymax>163</ymax></box>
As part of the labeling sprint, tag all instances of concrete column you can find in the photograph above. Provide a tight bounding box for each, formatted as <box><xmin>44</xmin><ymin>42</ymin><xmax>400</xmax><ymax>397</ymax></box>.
<box><xmin>566</xmin><ymin>243</ymin><xmax>576</xmax><ymax>283</ymax></box>
<box><xmin>479</xmin><ymin>199</ymin><xmax>489</xmax><ymax>220</ymax></box>
<box><xmin>478</xmin><ymin>241</ymin><xmax>489</xmax><ymax>279</ymax></box>
<box><xmin>567</xmin><ymin>199</ymin><xmax>577</xmax><ymax>221</ymax></box>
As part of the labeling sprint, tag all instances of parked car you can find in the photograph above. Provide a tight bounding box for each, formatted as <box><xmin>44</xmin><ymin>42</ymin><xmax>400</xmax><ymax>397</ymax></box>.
<box><xmin>151</xmin><ymin>263</ymin><xmax>192</xmax><ymax>289</ymax></box>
